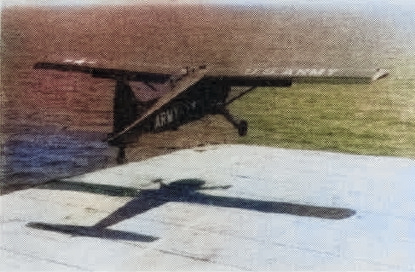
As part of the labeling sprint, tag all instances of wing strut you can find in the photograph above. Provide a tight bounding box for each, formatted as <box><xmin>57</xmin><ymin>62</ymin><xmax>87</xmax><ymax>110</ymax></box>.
<box><xmin>225</xmin><ymin>86</ymin><xmax>257</xmax><ymax>105</ymax></box>
<box><xmin>220</xmin><ymin>107</ymin><xmax>248</xmax><ymax>136</ymax></box>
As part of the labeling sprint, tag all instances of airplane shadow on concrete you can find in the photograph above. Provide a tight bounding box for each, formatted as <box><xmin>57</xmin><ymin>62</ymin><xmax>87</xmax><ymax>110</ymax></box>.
<box><xmin>27</xmin><ymin>179</ymin><xmax>356</xmax><ymax>242</ymax></box>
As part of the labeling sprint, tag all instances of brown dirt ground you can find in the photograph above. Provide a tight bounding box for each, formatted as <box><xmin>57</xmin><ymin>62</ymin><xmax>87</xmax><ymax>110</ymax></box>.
<box><xmin>123</xmin><ymin>114</ymin><xmax>239</xmax><ymax>161</ymax></box>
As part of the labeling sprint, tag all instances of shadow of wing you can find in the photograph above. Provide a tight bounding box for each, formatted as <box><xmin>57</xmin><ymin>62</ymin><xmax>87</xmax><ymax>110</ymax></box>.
<box><xmin>188</xmin><ymin>193</ymin><xmax>356</xmax><ymax>220</ymax></box>
<box><xmin>38</xmin><ymin>180</ymin><xmax>139</xmax><ymax>197</ymax></box>
<box><xmin>27</xmin><ymin>222</ymin><xmax>158</xmax><ymax>242</ymax></box>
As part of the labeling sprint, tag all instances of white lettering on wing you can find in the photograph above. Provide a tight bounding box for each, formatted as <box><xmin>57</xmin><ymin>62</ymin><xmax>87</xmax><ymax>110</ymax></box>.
<box><xmin>281</xmin><ymin>69</ymin><xmax>293</xmax><ymax>76</ymax></box>
<box><xmin>295</xmin><ymin>69</ymin><xmax>309</xmax><ymax>76</ymax></box>
<box><xmin>327</xmin><ymin>69</ymin><xmax>339</xmax><ymax>76</ymax></box>
<box><xmin>245</xmin><ymin>68</ymin><xmax>259</xmax><ymax>75</ymax></box>
<box><xmin>244</xmin><ymin>68</ymin><xmax>340</xmax><ymax>77</ymax></box>
<box><xmin>73</xmin><ymin>59</ymin><xmax>86</xmax><ymax>65</ymax></box>
<box><xmin>309</xmin><ymin>69</ymin><xmax>326</xmax><ymax>76</ymax></box>
<box><xmin>263</xmin><ymin>68</ymin><xmax>276</xmax><ymax>75</ymax></box>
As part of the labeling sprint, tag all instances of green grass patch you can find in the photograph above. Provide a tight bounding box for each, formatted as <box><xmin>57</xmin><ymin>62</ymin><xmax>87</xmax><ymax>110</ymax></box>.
<box><xmin>229</xmin><ymin>59</ymin><xmax>415</xmax><ymax>158</ymax></box>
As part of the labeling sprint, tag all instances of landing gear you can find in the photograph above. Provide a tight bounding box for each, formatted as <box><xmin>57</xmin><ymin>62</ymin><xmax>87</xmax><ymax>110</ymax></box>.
<box><xmin>220</xmin><ymin>108</ymin><xmax>248</xmax><ymax>137</ymax></box>
<box><xmin>116</xmin><ymin>145</ymin><xmax>127</xmax><ymax>165</ymax></box>
<box><xmin>238</xmin><ymin>120</ymin><xmax>248</xmax><ymax>136</ymax></box>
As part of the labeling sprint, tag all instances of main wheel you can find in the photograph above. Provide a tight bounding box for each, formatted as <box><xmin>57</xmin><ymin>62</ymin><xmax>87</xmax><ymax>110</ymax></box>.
<box><xmin>238</xmin><ymin>120</ymin><xmax>248</xmax><ymax>136</ymax></box>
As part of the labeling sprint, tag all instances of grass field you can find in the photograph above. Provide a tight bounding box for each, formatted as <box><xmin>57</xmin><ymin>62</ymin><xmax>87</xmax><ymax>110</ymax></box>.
<box><xmin>229</xmin><ymin>54</ymin><xmax>415</xmax><ymax>158</ymax></box>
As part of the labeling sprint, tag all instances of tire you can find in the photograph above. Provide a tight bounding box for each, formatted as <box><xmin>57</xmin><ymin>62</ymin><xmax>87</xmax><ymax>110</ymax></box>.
<box><xmin>238</xmin><ymin>120</ymin><xmax>248</xmax><ymax>136</ymax></box>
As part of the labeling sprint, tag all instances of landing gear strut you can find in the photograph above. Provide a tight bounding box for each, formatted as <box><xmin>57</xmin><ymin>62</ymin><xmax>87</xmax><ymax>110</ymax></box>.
<box><xmin>238</xmin><ymin>120</ymin><xmax>248</xmax><ymax>136</ymax></box>
<box><xmin>116</xmin><ymin>145</ymin><xmax>127</xmax><ymax>165</ymax></box>
<box><xmin>220</xmin><ymin>108</ymin><xmax>248</xmax><ymax>137</ymax></box>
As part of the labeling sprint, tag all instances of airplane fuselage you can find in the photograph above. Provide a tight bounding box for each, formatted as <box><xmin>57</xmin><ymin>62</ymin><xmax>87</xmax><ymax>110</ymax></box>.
<box><xmin>110</xmin><ymin>78</ymin><xmax>230</xmax><ymax>145</ymax></box>
<box><xmin>134</xmin><ymin>80</ymin><xmax>229</xmax><ymax>134</ymax></box>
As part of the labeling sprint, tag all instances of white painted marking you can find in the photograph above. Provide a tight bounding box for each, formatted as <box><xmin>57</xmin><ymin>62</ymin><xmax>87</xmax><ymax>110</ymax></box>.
<box><xmin>308</xmin><ymin>69</ymin><xmax>326</xmax><ymax>76</ymax></box>
<box><xmin>281</xmin><ymin>69</ymin><xmax>293</xmax><ymax>76</ymax></box>
<box><xmin>327</xmin><ymin>69</ymin><xmax>339</xmax><ymax>76</ymax></box>
<box><xmin>245</xmin><ymin>68</ymin><xmax>259</xmax><ymax>75</ymax></box>
<box><xmin>73</xmin><ymin>59</ymin><xmax>86</xmax><ymax>65</ymax></box>
<box><xmin>245</xmin><ymin>68</ymin><xmax>341</xmax><ymax>77</ymax></box>
<box><xmin>295</xmin><ymin>69</ymin><xmax>309</xmax><ymax>76</ymax></box>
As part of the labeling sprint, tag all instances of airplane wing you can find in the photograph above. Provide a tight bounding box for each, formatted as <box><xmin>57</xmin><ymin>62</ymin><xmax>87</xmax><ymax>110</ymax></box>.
<box><xmin>34</xmin><ymin>57</ymin><xmax>389</xmax><ymax>144</ymax></box>
<box><xmin>34</xmin><ymin>58</ymin><xmax>185</xmax><ymax>83</ymax></box>
<box><xmin>34</xmin><ymin>57</ymin><xmax>389</xmax><ymax>85</ymax></box>
<box><xmin>205</xmin><ymin>67</ymin><xmax>389</xmax><ymax>84</ymax></box>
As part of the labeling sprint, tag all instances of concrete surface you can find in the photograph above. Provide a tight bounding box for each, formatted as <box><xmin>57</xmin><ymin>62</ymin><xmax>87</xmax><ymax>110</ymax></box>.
<box><xmin>1</xmin><ymin>144</ymin><xmax>415</xmax><ymax>271</ymax></box>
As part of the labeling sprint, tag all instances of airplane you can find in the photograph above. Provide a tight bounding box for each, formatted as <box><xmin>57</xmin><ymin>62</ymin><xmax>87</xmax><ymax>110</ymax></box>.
<box><xmin>27</xmin><ymin>178</ymin><xmax>356</xmax><ymax>241</ymax></box>
<box><xmin>34</xmin><ymin>59</ymin><xmax>389</xmax><ymax>163</ymax></box>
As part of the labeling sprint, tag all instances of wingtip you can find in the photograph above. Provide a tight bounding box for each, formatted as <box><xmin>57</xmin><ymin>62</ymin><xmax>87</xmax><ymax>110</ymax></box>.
<box><xmin>372</xmin><ymin>68</ymin><xmax>389</xmax><ymax>81</ymax></box>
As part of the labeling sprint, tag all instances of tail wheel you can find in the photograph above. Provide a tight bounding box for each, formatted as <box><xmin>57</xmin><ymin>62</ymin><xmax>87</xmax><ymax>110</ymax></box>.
<box><xmin>238</xmin><ymin>120</ymin><xmax>248</xmax><ymax>136</ymax></box>
<box><xmin>116</xmin><ymin>146</ymin><xmax>127</xmax><ymax>165</ymax></box>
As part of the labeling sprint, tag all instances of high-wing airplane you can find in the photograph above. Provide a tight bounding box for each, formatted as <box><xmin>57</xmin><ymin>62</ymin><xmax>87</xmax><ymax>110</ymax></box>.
<box><xmin>34</xmin><ymin>58</ymin><xmax>389</xmax><ymax>163</ymax></box>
